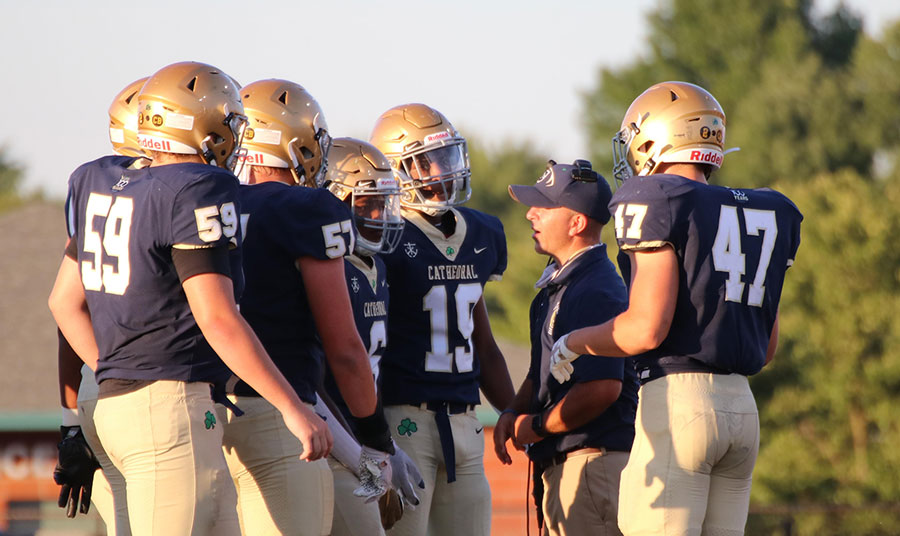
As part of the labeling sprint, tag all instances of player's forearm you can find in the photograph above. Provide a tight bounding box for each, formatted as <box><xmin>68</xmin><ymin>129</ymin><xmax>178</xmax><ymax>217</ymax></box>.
<box><xmin>543</xmin><ymin>380</ymin><xmax>620</xmax><ymax>434</ymax></box>
<box><xmin>480</xmin><ymin>355</ymin><xmax>515</xmax><ymax>410</ymax></box>
<box><xmin>201</xmin><ymin>312</ymin><xmax>304</xmax><ymax>414</ymax></box>
<box><xmin>567</xmin><ymin>314</ymin><xmax>657</xmax><ymax>357</ymax></box>
<box><xmin>48</xmin><ymin>259</ymin><xmax>100</xmax><ymax>369</ymax></box>
<box><xmin>569</xmin><ymin>246</ymin><xmax>677</xmax><ymax>357</ymax></box>
<box><xmin>503</xmin><ymin>378</ymin><xmax>534</xmax><ymax>414</ymax></box>
<box><xmin>57</xmin><ymin>330</ymin><xmax>82</xmax><ymax>408</ymax></box>
<box><xmin>472</xmin><ymin>299</ymin><xmax>515</xmax><ymax>409</ymax></box>
<box><xmin>328</xmin><ymin>347</ymin><xmax>377</xmax><ymax>417</ymax></box>
<box><xmin>314</xmin><ymin>395</ymin><xmax>362</xmax><ymax>475</ymax></box>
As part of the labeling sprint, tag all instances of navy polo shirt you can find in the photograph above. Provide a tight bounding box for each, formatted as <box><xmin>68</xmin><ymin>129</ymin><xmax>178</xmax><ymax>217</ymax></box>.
<box><xmin>526</xmin><ymin>244</ymin><xmax>639</xmax><ymax>463</ymax></box>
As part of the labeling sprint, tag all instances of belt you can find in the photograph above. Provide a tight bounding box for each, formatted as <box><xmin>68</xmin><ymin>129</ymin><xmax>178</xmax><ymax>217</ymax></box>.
<box><xmin>409</xmin><ymin>402</ymin><xmax>475</xmax><ymax>483</ymax></box>
<box><xmin>415</xmin><ymin>402</ymin><xmax>476</xmax><ymax>415</ymax></box>
<box><xmin>549</xmin><ymin>447</ymin><xmax>608</xmax><ymax>467</ymax></box>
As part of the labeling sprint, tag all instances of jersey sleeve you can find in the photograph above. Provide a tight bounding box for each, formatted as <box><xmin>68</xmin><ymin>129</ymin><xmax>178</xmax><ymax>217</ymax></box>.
<box><xmin>171</xmin><ymin>172</ymin><xmax>241</xmax><ymax>250</ymax></box>
<box><xmin>266</xmin><ymin>188</ymin><xmax>354</xmax><ymax>261</ymax></box>
<box><xmin>610</xmin><ymin>177</ymin><xmax>680</xmax><ymax>251</ymax></box>
<box><xmin>489</xmin><ymin>215</ymin><xmax>507</xmax><ymax>281</ymax></box>
<box><xmin>777</xmin><ymin>191</ymin><xmax>803</xmax><ymax>267</ymax></box>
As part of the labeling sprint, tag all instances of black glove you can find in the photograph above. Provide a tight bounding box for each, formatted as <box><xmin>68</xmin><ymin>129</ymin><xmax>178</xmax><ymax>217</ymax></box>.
<box><xmin>53</xmin><ymin>425</ymin><xmax>100</xmax><ymax>518</ymax></box>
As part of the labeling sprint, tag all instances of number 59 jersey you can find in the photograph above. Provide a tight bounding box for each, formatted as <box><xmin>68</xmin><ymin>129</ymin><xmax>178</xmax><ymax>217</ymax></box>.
<box><xmin>612</xmin><ymin>174</ymin><xmax>802</xmax><ymax>380</ymax></box>
<box><xmin>66</xmin><ymin>157</ymin><xmax>241</xmax><ymax>384</ymax></box>
<box><xmin>380</xmin><ymin>207</ymin><xmax>507</xmax><ymax>406</ymax></box>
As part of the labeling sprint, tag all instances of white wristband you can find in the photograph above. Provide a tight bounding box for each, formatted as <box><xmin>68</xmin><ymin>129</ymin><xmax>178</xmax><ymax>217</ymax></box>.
<box><xmin>61</xmin><ymin>406</ymin><xmax>80</xmax><ymax>427</ymax></box>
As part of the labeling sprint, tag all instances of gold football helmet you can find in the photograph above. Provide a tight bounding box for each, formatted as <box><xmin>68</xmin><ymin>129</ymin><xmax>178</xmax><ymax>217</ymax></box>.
<box><xmin>612</xmin><ymin>81</ymin><xmax>726</xmax><ymax>182</ymax></box>
<box><xmin>136</xmin><ymin>61</ymin><xmax>246</xmax><ymax>170</ymax></box>
<box><xmin>369</xmin><ymin>103</ymin><xmax>470</xmax><ymax>215</ymax></box>
<box><xmin>238</xmin><ymin>79</ymin><xmax>330</xmax><ymax>187</ymax></box>
<box><xmin>324</xmin><ymin>137</ymin><xmax>404</xmax><ymax>256</ymax></box>
<box><xmin>108</xmin><ymin>77</ymin><xmax>148</xmax><ymax>157</ymax></box>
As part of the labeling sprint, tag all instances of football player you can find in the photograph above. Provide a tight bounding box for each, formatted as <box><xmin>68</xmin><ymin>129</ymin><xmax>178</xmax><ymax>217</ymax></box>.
<box><xmin>49</xmin><ymin>61</ymin><xmax>331</xmax><ymax>536</ymax></box>
<box><xmin>320</xmin><ymin>137</ymin><xmax>423</xmax><ymax>535</ymax></box>
<box><xmin>224</xmin><ymin>81</ymin><xmax>396</xmax><ymax>536</ymax></box>
<box><xmin>549</xmin><ymin>81</ymin><xmax>803</xmax><ymax>535</ymax></box>
<box><xmin>369</xmin><ymin>104</ymin><xmax>515</xmax><ymax>536</ymax></box>
<box><xmin>55</xmin><ymin>75</ymin><xmax>150</xmax><ymax>532</ymax></box>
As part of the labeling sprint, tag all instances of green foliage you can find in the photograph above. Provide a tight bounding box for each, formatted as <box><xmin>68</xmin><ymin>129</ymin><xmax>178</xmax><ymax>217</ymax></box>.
<box><xmin>466</xmin><ymin>139</ymin><xmax>550</xmax><ymax>342</ymax></box>
<box><xmin>0</xmin><ymin>148</ymin><xmax>24</xmax><ymax>212</ymax></box>
<box><xmin>581</xmin><ymin>0</ymin><xmax>900</xmax><ymax>530</ymax></box>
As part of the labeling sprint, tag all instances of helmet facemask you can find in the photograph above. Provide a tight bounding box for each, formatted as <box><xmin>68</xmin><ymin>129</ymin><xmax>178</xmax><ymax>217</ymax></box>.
<box><xmin>396</xmin><ymin>137</ymin><xmax>471</xmax><ymax>216</ymax></box>
<box><xmin>328</xmin><ymin>178</ymin><xmax>404</xmax><ymax>256</ymax></box>
<box><xmin>202</xmin><ymin>110</ymin><xmax>248</xmax><ymax>171</ymax></box>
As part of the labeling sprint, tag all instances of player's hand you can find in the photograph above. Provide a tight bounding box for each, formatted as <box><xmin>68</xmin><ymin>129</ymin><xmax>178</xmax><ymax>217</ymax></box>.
<box><xmin>53</xmin><ymin>426</ymin><xmax>100</xmax><ymax>518</ymax></box>
<box><xmin>513</xmin><ymin>414</ymin><xmax>545</xmax><ymax>448</ymax></box>
<box><xmin>390</xmin><ymin>443</ymin><xmax>425</xmax><ymax>507</ymax></box>
<box><xmin>378</xmin><ymin>488</ymin><xmax>404</xmax><ymax>530</ymax></box>
<box><xmin>283</xmin><ymin>404</ymin><xmax>333</xmax><ymax>461</ymax></box>
<box><xmin>549</xmin><ymin>333</ymin><xmax>579</xmax><ymax>383</ymax></box>
<box><xmin>353</xmin><ymin>446</ymin><xmax>392</xmax><ymax>503</ymax></box>
<box><xmin>493</xmin><ymin>410</ymin><xmax>520</xmax><ymax>465</ymax></box>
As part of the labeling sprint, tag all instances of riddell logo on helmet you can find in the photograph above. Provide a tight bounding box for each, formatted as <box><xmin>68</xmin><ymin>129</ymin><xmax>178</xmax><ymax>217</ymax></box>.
<box><xmin>238</xmin><ymin>153</ymin><xmax>265</xmax><ymax>164</ymax></box>
<box><xmin>139</xmin><ymin>138</ymin><xmax>171</xmax><ymax>151</ymax></box>
<box><xmin>689</xmin><ymin>150</ymin><xmax>723</xmax><ymax>166</ymax></box>
<box><xmin>424</xmin><ymin>131</ymin><xmax>450</xmax><ymax>145</ymax></box>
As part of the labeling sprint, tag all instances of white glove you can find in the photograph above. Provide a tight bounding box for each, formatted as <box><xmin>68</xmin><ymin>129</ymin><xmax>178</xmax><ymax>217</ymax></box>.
<box><xmin>354</xmin><ymin>446</ymin><xmax>393</xmax><ymax>503</ymax></box>
<box><xmin>313</xmin><ymin>397</ymin><xmax>361</xmax><ymax>470</ymax></box>
<box><xmin>390</xmin><ymin>443</ymin><xmax>425</xmax><ymax>508</ymax></box>
<box><xmin>550</xmin><ymin>333</ymin><xmax>580</xmax><ymax>383</ymax></box>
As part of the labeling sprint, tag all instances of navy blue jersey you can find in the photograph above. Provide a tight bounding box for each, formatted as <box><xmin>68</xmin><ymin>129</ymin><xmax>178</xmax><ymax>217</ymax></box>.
<box><xmin>324</xmin><ymin>253</ymin><xmax>391</xmax><ymax>425</ymax></box>
<box><xmin>380</xmin><ymin>208</ymin><xmax>507</xmax><ymax>405</ymax></box>
<box><xmin>611</xmin><ymin>174</ymin><xmax>803</xmax><ymax>381</ymax></box>
<box><xmin>66</xmin><ymin>157</ymin><xmax>241</xmax><ymax>384</ymax></box>
<box><xmin>526</xmin><ymin>245</ymin><xmax>638</xmax><ymax>462</ymax></box>
<box><xmin>236</xmin><ymin>182</ymin><xmax>354</xmax><ymax>403</ymax></box>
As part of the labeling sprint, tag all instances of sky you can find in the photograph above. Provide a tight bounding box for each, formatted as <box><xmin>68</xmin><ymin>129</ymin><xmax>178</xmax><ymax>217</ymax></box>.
<box><xmin>1</xmin><ymin>0</ymin><xmax>899</xmax><ymax>200</ymax></box>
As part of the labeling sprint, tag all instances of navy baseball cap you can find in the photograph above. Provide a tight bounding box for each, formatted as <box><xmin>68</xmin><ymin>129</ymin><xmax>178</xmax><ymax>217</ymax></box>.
<box><xmin>508</xmin><ymin>159</ymin><xmax>613</xmax><ymax>223</ymax></box>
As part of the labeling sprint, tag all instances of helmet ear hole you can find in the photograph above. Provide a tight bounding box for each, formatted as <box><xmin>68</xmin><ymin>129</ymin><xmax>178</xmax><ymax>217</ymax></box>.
<box><xmin>637</xmin><ymin>141</ymin><xmax>654</xmax><ymax>154</ymax></box>
<box><xmin>669</xmin><ymin>90</ymin><xmax>678</xmax><ymax>101</ymax></box>
<box><xmin>300</xmin><ymin>146</ymin><xmax>314</xmax><ymax>159</ymax></box>
<box><xmin>186</xmin><ymin>77</ymin><xmax>197</xmax><ymax>92</ymax></box>
<box><xmin>278</xmin><ymin>91</ymin><xmax>288</xmax><ymax>104</ymax></box>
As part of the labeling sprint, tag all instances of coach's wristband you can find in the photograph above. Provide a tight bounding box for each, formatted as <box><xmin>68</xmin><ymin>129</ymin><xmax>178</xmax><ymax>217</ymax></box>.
<box><xmin>499</xmin><ymin>408</ymin><xmax>519</xmax><ymax>418</ymax></box>
<box><xmin>355</xmin><ymin>408</ymin><xmax>395</xmax><ymax>455</ymax></box>
<box><xmin>61</xmin><ymin>407</ymin><xmax>80</xmax><ymax>427</ymax></box>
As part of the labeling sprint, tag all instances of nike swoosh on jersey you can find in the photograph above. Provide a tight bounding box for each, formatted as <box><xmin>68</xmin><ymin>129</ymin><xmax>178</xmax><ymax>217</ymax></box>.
<box><xmin>475</xmin><ymin>427</ymin><xmax>484</xmax><ymax>434</ymax></box>
<box><xmin>474</xmin><ymin>247</ymin><xmax>487</xmax><ymax>254</ymax></box>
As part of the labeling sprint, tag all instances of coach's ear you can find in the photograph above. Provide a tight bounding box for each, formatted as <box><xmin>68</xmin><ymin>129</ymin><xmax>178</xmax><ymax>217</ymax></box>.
<box><xmin>378</xmin><ymin>488</ymin><xmax>404</xmax><ymax>529</ymax></box>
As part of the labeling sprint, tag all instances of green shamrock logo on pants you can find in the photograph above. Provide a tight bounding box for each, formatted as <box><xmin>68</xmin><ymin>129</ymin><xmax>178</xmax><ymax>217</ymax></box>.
<box><xmin>397</xmin><ymin>418</ymin><xmax>418</xmax><ymax>437</ymax></box>
<box><xmin>204</xmin><ymin>411</ymin><xmax>216</xmax><ymax>430</ymax></box>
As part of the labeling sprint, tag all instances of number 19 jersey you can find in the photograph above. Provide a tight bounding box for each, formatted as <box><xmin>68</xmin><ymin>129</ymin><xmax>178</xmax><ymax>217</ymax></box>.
<box><xmin>611</xmin><ymin>174</ymin><xmax>802</xmax><ymax>381</ymax></box>
<box><xmin>380</xmin><ymin>207</ymin><xmax>507</xmax><ymax>405</ymax></box>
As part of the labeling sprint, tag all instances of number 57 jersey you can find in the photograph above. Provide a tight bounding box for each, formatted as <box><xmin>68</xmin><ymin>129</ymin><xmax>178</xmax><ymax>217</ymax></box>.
<box><xmin>611</xmin><ymin>174</ymin><xmax>802</xmax><ymax>380</ymax></box>
<box><xmin>380</xmin><ymin>207</ymin><xmax>507</xmax><ymax>406</ymax></box>
<box><xmin>66</xmin><ymin>158</ymin><xmax>241</xmax><ymax>384</ymax></box>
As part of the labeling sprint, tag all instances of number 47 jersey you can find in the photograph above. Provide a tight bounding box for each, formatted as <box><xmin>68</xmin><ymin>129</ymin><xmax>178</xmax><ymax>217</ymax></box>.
<box><xmin>611</xmin><ymin>174</ymin><xmax>802</xmax><ymax>381</ymax></box>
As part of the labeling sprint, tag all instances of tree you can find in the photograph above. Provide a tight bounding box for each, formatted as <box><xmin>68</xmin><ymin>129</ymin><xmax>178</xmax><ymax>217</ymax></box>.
<box><xmin>581</xmin><ymin>2</ymin><xmax>900</xmax><ymax>533</ymax></box>
<box><xmin>466</xmin><ymin>139</ymin><xmax>551</xmax><ymax>342</ymax></box>
<box><xmin>0</xmin><ymin>148</ymin><xmax>24</xmax><ymax>212</ymax></box>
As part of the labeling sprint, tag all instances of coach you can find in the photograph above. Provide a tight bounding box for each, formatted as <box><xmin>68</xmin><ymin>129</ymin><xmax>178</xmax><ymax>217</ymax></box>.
<box><xmin>494</xmin><ymin>159</ymin><xmax>639</xmax><ymax>536</ymax></box>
